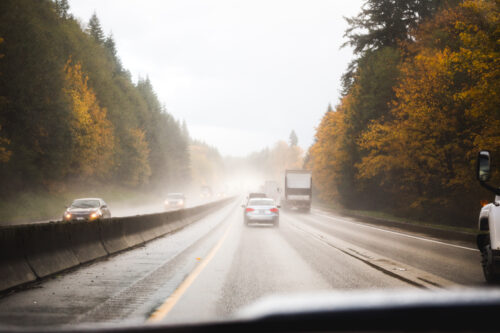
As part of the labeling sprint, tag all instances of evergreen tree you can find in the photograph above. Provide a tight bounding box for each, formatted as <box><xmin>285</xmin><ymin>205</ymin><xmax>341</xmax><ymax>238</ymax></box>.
<box><xmin>54</xmin><ymin>0</ymin><xmax>70</xmax><ymax>19</ymax></box>
<box><xmin>289</xmin><ymin>130</ymin><xmax>298</xmax><ymax>147</ymax></box>
<box><xmin>87</xmin><ymin>12</ymin><xmax>105</xmax><ymax>44</ymax></box>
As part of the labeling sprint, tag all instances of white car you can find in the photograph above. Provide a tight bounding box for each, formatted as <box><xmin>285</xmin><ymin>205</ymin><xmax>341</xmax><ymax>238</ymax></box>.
<box><xmin>164</xmin><ymin>193</ymin><xmax>186</xmax><ymax>210</ymax></box>
<box><xmin>242</xmin><ymin>198</ymin><xmax>280</xmax><ymax>227</ymax></box>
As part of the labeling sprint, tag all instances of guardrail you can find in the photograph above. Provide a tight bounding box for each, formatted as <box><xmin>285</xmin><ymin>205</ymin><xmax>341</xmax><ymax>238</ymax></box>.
<box><xmin>0</xmin><ymin>197</ymin><xmax>235</xmax><ymax>293</ymax></box>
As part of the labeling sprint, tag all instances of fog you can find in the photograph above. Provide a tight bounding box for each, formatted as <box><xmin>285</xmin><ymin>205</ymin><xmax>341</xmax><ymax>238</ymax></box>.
<box><xmin>68</xmin><ymin>0</ymin><xmax>363</xmax><ymax>156</ymax></box>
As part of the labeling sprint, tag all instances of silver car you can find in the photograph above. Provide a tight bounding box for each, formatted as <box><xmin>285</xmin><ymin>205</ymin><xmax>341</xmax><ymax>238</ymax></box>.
<box><xmin>242</xmin><ymin>198</ymin><xmax>280</xmax><ymax>227</ymax></box>
<box><xmin>164</xmin><ymin>193</ymin><xmax>186</xmax><ymax>210</ymax></box>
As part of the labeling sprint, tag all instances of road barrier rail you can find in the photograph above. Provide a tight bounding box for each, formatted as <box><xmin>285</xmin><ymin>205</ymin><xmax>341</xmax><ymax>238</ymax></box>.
<box><xmin>0</xmin><ymin>197</ymin><xmax>235</xmax><ymax>293</ymax></box>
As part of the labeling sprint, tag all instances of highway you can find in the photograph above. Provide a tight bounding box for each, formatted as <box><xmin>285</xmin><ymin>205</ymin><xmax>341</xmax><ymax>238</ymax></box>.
<box><xmin>0</xmin><ymin>198</ymin><xmax>484</xmax><ymax>328</ymax></box>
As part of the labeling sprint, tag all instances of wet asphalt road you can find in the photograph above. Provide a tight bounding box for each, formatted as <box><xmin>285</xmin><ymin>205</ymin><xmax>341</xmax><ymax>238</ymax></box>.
<box><xmin>0</xmin><ymin>199</ymin><xmax>485</xmax><ymax>328</ymax></box>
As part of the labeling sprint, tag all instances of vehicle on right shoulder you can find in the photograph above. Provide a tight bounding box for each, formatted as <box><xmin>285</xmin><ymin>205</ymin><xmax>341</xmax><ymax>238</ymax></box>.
<box><xmin>242</xmin><ymin>197</ymin><xmax>280</xmax><ymax>227</ymax></box>
<box><xmin>475</xmin><ymin>150</ymin><xmax>500</xmax><ymax>283</ymax></box>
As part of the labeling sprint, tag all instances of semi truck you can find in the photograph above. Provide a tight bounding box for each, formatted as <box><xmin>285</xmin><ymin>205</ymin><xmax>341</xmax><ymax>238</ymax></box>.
<box><xmin>476</xmin><ymin>150</ymin><xmax>500</xmax><ymax>283</ymax></box>
<box><xmin>282</xmin><ymin>170</ymin><xmax>312</xmax><ymax>212</ymax></box>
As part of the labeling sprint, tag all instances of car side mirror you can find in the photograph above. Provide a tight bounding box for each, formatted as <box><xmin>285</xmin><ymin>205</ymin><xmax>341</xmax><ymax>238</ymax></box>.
<box><xmin>102</xmin><ymin>205</ymin><xmax>107</xmax><ymax>209</ymax></box>
<box><xmin>477</xmin><ymin>150</ymin><xmax>491</xmax><ymax>182</ymax></box>
<box><xmin>241</xmin><ymin>204</ymin><xmax>245</xmax><ymax>208</ymax></box>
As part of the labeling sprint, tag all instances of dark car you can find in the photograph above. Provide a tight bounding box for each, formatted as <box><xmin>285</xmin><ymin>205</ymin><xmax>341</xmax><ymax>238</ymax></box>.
<box><xmin>63</xmin><ymin>198</ymin><xmax>111</xmax><ymax>222</ymax></box>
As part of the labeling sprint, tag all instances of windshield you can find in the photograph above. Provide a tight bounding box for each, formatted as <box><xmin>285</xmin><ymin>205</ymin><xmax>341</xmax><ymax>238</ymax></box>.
<box><xmin>71</xmin><ymin>199</ymin><xmax>100</xmax><ymax>208</ymax></box>
<box><xmin>0</xmin><ymin>0</ymin><xmax>498</xmax><ymax>330</ymax></box>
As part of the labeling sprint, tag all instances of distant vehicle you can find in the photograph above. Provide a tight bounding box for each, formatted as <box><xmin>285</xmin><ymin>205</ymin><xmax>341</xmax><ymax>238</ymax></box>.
<box><xmin>164</xmin><ymin>193</ymin><xmax>186</xmax><ymax>210</ymax></box>
<box><xmin>475</xmin><ymin>150</ymin><xmax>500</xmax><ymax>283</ymax></box>
<box><xmin>282</xmin><ymin>170</ymin><xmax>312</xmax><ymax>212</ymax></box>
<box><xmin>263</xmin><ymin>180</ymin><xmax>281</xmax><ymax>202</ymax></box>
<box><xmin>63</xmin><ymin>198</ymin><xmax>111</xmax><ymax>222</ymax></box>
<box><xmin>247</xmin><ymin>192</ymin><xmax>267</xmax><ymax>200</ymax></box>
<box><xmin>242</xmin><ymin>197</ymin><xmax>280</xmax><ymax>227</ymax></box>
<box><xmin>200</xmin><ymin>186</ymin><xmax>213</xmax><ymax>198</ymax></box>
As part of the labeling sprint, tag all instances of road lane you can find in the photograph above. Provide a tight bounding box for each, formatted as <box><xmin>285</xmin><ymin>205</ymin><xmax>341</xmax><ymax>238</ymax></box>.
<box><xmin>0</xmin><ymin>200</ymin><xmax>239</xmax><ymax>326</ymax></box>
<box><xmin>0</xmin><ymin>201</ymin><xmax>485</xmax><ymax>328</ymax></box>
<box><xmin>157</xmin><ymin>211</ymin><xmax>412</xmax><ymax>324</ymax></box>
<box><xmin>297</xmin><ymin>209</ymin><xmax>483</xmax><ymax>285</ymax></box>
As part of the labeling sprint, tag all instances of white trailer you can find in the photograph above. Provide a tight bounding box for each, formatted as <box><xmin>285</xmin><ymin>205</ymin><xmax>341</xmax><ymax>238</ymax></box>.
<box><xmin>282</xmin><ymin>170</ymin><xmax>312</xmax><ymax>212</ymax></box>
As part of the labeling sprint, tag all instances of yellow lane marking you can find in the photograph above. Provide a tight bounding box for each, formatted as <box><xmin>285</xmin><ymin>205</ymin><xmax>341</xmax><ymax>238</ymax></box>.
<box><xmin>147</xmin><ymin>222</ymin><xmax>234</xmax><ymax>323</ymax></box>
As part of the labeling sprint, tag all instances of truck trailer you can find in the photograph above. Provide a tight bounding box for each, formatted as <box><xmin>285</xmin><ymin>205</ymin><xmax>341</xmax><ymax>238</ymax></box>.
<box><xmin>282</xmin><ymin>170</ymin><xmax>312</xmax><ymax>212</ymax></box>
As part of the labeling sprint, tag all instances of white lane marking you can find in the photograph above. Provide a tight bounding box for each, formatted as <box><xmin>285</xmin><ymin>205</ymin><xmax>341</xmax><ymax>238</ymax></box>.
<box><xmin>312</xmin><ymin>211</ymin><xmax>478</xmax><ymax>252</ymax></box>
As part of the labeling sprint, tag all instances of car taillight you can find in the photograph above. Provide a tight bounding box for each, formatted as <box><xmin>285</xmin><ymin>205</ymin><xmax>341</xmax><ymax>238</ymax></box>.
<box><xmin>245</xmin><ymin>208</ymin><xmax>254</xmax><ymax>212</ymax></box>
<box><xmin>270</xmin><ymin>208</ymin><xmax>279</xmax><ymax>213</ymax></box>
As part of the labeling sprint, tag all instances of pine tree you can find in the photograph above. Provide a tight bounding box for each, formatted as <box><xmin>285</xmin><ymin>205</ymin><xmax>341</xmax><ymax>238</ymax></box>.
<box><xmin>54</xmin><ymin>0</ymin><xmax>70</xmax><ymax>19</ymax></box>
<box><xmin>87</xmin><ymin>12</ymin><xmax>105</xmax><ymax>44</ymax></box>
<box><xmin>289</xmin><ymin>130</ymin><xmax>298</xmax><ymax>147</ymax></box>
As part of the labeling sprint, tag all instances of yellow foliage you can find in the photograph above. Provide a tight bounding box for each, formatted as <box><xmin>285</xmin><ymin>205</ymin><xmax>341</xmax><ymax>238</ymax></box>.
<box><xmin>64</xmin><ymin>58</ymin><xmax>115</xmax><ymax>178</ymax></box>
<box><xmin>357</xmin><ymin>0</ymin><xmax>500</xmax><ymax>207</ymax></box>
<box><xmin>307</xmin><ymin>99</ymin><xmax>349</xmax><ymax>202</ymax></box>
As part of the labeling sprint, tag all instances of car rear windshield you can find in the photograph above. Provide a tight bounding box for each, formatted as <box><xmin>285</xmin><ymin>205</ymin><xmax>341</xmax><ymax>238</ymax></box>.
<box><xmin>248</xmin><ymin>199</ymin><xmax>275</xmax><ymax>206</ymax></box>
<box><xmin>249</xmin><ymin>193</ymin><xmax>266</xmax><ymax>198</ymax></box>
<box><xmin>71</xmin><ymin>199</ymin><xmax>100</xmax><ymax>208</ymax></box>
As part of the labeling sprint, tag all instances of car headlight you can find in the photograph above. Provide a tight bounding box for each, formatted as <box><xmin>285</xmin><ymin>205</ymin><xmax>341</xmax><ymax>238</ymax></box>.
<box><xmin>89</xmin><ymin>211</ymin><xmax>100</xmax><ymax>220</ymax></box>
<box><xmin>178</xmin><ymin>200</ymin><xmax>184</xmax><ymax>205</ymax></box>
<box><xmin>64</xmin><ymin>212</ymin><xmax>72</xmax><ymax>220</ymax></box>
<box><xmin>165</xmin><ymin>200</ymin><xmax>170</xmax><ymax>205</ymax></box>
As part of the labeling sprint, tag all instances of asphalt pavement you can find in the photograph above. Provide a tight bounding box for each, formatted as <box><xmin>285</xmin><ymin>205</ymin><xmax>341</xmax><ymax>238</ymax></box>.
<box><xmin>0</xmin><ymin>199</ymin><xmax>485</xmax><ymax>328</ymax></box>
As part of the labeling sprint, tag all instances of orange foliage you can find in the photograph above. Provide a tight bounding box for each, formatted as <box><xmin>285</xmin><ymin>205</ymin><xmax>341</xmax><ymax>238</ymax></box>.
<box><xmin>357</xmin><ymin>0</ymin><xmax>500</xmax><ymax>208</ymax></box>
<box><xmin>64</xmin><ymin>58</ymin><xmax>115</xmax><ymax>179</ymax></box>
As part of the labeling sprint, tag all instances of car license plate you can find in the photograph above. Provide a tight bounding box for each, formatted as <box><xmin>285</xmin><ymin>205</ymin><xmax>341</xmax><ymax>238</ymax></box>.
<box><xmin>77</xmin><ymin>217</ymin><xmax>84</xmax><ymax>221</ymax></box>
<box><xmin>259</xmin><ymin>210</ymin><xmax>265</xmax><ymax>214</ymax></box>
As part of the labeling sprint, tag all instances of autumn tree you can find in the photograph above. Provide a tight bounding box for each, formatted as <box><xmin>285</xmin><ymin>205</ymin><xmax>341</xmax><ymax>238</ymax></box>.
<box><xmin>0</xmin><ymin>1</ymin><xmax>191</xmax><ymax>196</ymax></box>
<box><xmin>357</xmin><ymin>0</ymin><xmax>500</xmax><ymax>224</ymax></box>
<box><xmin>64</xmin><ymin>59</ymin><xmax>114</xmax><ymax>179</ymax></box>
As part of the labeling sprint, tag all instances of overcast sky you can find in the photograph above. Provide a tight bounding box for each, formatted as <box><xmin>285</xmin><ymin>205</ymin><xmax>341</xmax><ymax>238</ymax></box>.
<box><xmin>68</xmin><ymin>0</ymin><xmax>364</xmax><ymax>157</ymax></box>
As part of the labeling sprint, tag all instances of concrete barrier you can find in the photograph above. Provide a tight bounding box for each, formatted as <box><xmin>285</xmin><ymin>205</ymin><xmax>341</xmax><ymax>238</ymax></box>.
<box><xmin>21</xmin><ymin>222</ymin><xmax>80</xmax><ymax>278</ymax></box>
<box><xmin>66</xmin><ymin>220</ymin><xmax>108</xmax><ymax>264</ymax></box>
<box><xmin>0</xmin><ymin>196</ymin><xmax>235</xmax><ymax>293</ymax></box>
<box><xmin>99</xmin><ymin>218</ymin><xmax>132</xmax><ymax>254</ymax></box>
<box><xmin>0</xmin><ymin>227</ymin><xmax>37</xmax><ymax>292</ymax></box>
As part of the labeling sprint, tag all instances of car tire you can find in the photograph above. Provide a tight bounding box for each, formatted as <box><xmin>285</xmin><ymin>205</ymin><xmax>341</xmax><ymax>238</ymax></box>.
<box><xmin>481</xmin><ymin>244</ymin><xmax>500</xmax><ymax>283</ymax></box>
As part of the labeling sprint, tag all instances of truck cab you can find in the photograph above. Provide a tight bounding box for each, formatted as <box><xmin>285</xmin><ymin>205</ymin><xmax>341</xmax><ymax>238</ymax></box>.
<box><xmin>476</xmin><ymin>150</ymin><xmax>500</xmax><ymax>283</ymax></box>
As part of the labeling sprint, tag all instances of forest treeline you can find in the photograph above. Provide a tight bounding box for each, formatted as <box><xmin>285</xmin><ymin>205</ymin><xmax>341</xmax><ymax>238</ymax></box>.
<box><xmin>307</xmin><ymin>0</ymin><xmax>500</xmax><ymax>227</ymax></box>
<box><xmin>0</xmin><ymin>0</ymin><xmax>190</xmax><ymax>196</ymax></box>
